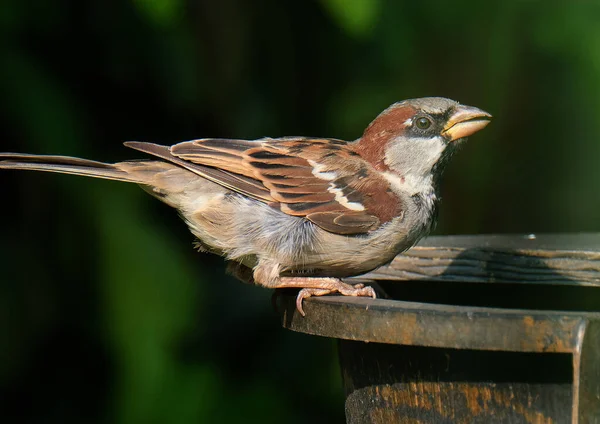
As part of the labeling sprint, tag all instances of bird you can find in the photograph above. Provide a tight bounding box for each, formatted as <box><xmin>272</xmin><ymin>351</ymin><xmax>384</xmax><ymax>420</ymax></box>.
<box><xmin>0</xmin><ymin>97</ymin><xmax>491</xmax><ymax>316</ymax></box>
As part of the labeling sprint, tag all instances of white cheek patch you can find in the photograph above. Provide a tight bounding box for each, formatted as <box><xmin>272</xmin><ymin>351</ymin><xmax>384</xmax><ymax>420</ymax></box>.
<box><xmin>384</xmin><ymin>136</ymin><xmax>446</xmax><ymax>172</ymax></box>
<box><xmin>424</xmin><ymin>137</ymin><xmax>446</xmax><ymax>162</ymax></box>
<box><xmin>383</xmin><ymin>135</ymin><xmax>446</xmax><ymax>196</ymax></box>
<box><xmin>308</xmin><ymin>159</ymin><xmax>337</xmax><ymax>181</ymax></box>
<box><xmin>403</xmin><ymin>118</ymin><xmax>413</xmax><ymax>126</ymax></box>
<box><xmin>327</xmin><ymin>185</ymin><xmax>365</xmax><ymax>211</ymax></box>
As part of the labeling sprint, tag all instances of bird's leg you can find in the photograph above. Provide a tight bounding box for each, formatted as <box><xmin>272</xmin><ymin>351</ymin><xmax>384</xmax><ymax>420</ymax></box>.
<box><xmin>269</xmin><ymin>277</ymin><xmax>377</xmax><ymax>316</ymax></box>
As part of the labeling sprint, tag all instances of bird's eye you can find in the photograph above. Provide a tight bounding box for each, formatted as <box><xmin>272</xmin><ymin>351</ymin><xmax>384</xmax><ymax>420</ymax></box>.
<box><xmin>415</xmin><ymin>117</ymin><xmax>432</xmax><ymax>130</ymax></box>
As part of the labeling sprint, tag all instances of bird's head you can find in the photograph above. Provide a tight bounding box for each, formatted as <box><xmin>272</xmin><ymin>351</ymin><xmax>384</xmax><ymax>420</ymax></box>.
<box><xmin>356</xmin><ymin>97</ymin><xmax>491</xmax><ymax>184</ymax></box>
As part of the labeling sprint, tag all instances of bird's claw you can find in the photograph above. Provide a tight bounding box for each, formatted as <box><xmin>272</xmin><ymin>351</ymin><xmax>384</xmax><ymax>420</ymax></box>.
<box><xmin>295</xmin><ymin>283</ymin><xmax>377</xmax><ymax>317</ymax></box>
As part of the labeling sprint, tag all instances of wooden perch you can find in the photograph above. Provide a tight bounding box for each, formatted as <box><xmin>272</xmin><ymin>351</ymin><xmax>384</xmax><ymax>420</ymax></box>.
<box><xmin>360</xmin><ymin>233</ymin><xmax>600</xmax><ymax>285</ymax></box>
<box><xmin>279</xmin><ymin>233</ymin><xmax>600</xmax><ymax>424</ymax></box>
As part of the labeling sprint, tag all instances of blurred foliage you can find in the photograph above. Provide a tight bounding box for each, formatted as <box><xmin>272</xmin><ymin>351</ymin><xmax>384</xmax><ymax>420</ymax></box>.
<box><xmin>320</xmin><ymin>0</ymin><xmax>381</xmax><ymax>38</ymax></box>
<box><xmin>1</xmin><ymin>0</ymin><xmax>599</xmax><ymax>423</ymax></box>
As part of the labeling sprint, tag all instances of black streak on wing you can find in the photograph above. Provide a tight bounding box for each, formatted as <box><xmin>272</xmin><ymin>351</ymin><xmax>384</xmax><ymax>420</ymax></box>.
<box><xmin>248</xmin><ymin>151</ymin><xmax>290</xmax><ymax>160</ymax></box>
<box><xmin>249</xmin><ymin>161</ymin><xmax>295</xmax><ymax>170</ymax></box>
<box><xmin>285</xmin><ymin>201</ymin><xmax>331</xmax><ymax>212</ymax></box>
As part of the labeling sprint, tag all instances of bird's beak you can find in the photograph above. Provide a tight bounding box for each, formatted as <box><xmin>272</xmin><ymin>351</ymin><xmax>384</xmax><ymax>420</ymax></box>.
<box><xmin>442</xmin><ymin>105</ymin><xmax>492</xmax><ymax>142</ymax></box>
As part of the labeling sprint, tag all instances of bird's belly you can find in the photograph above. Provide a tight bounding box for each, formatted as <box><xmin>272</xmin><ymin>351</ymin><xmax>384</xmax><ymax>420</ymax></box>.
<box><xmin>183</xmin><ymin>192</ymin><xmax>430</xmax><ymax>279</ymax></box>
<box><xmin>281</xmin><ymin>217</ymin><xmax>421</xmax><ymax>278</ymax></box>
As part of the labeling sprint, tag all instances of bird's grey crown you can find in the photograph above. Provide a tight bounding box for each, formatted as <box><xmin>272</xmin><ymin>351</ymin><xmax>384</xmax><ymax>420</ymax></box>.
<box><xmin>394</xmin><ymin>97</ymin><xmax>459</xmax><ymax>115</ymax></box>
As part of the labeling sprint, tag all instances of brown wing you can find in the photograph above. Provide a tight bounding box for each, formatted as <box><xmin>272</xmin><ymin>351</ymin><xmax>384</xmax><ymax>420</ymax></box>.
<box><xmin>127</xmin><ymin>138</ymin><xmax>402</xmax><ymax>235</ymax></box>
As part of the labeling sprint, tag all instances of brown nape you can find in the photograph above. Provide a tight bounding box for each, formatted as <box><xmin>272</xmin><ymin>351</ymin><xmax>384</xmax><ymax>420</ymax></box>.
<box><xmin>354</xmin><ymin>104</ymin><xmax>415</xmax><ymax>171</ymax></box>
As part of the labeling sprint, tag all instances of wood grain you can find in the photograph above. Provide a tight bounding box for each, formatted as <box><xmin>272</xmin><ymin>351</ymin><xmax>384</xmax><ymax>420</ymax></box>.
<box><xmin>281</xmin><ymin>295</ymin><xmax>590</xmax><ymax>353</ymax></box>
<box><xmin>340</xmin><ymin>340</ymin><xmax>572</xmax><ymax>424</ymax></box>
<box><xmin>357</xmin><ymin>234</ymin><xmax>600</xmax><ymax>286</ymax></box>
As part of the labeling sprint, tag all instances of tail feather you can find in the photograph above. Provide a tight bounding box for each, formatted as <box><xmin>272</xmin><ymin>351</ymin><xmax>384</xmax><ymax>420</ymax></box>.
<box><xmin>0</xmin><ymin>152</ymin><xmax>139</xmax><ymax>182</ymax></box>
<box><xmin>1</xmin><ymin>143</ymin><xmax>274</xmax><ymax>202</ymax></box>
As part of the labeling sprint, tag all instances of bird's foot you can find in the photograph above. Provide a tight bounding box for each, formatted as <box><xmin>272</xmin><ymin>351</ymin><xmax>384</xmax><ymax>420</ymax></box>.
<box><xmin>270</xmin><ymin>277</ymin><xmax>376</xmax><ymax>317</ymax></box>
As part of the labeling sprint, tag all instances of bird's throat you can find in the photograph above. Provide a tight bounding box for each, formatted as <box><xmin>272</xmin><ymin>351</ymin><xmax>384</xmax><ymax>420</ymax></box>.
<box><xmin>383</xmin><ymin>171</ymin><xmax>437</xmax><ymax>198</ymax></box>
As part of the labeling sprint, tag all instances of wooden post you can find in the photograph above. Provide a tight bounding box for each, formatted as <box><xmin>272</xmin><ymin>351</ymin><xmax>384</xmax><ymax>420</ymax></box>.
<box><xmin>279</xmin><ymin>234</ymin><xmax>600</xmax><ymax>423</ymax></box>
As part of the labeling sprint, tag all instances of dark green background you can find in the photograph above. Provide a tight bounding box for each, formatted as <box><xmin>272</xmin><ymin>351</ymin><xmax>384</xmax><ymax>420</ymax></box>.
<box><xmin>1</xmin><ymin>1</ymin><xmax>599</xmax><ymax>422</ymax></box>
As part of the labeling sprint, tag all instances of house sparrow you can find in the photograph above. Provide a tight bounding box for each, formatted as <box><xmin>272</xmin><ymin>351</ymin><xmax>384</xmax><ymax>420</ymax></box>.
<box><xmin>0</xmin><ymin>97</ymin><xmax>491</xmax><ymax>315</ymax></box>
